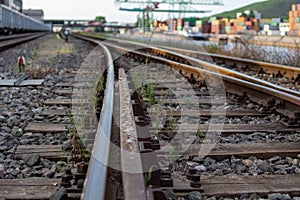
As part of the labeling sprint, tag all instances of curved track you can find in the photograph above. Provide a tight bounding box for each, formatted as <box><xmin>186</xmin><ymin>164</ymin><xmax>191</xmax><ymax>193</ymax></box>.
<box><xmin>78</xmin><ymin>34</ymin><xmax>300</xmax><ymax>97</ymax></box>
<box><xmin>73</xmin><ymin>34</ymin><xmax>300</xmax><ymax>200</ymax></box>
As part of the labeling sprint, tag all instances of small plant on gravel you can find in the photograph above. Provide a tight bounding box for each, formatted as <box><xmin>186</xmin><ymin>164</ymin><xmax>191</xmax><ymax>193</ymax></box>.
<box><xmin>65</xmin><ymin>111</ymin><xmax>90</xmax><ymax>165</ymax></box>
<box><xmin>30</xmin><ymin>48</ymin><xmax>38</xmax><ymax>59</ymax></box>
<box><xmin>94</xmin><ymin>75</ymin><xmax>104</xmax><ymax>111</ymax></box>
<box><xmin>185</xmin><ymin>97</ymin><xmax>192</xmax><ymax>106</ymax></box>
<box><xmin>58</xmin><ymin>156</ymin><xmax>68</xmax><ymax>174</ymax></box>
<box><xmin>144</xmin><ymin>165</ymin><xmax>154</xmax><ymax>186</ymax></box>
<box><xmin>23</xmin><ymin>43</ymin><xmax>28</xmax><ymax>55</ymax></box>
<box><xmin>26</xmin><ymin>66</ymin><xmax>55</xmax><ymax>79</ymax></box>
<box><xmin>47</xmin><ymin>56</ymin><xmax>54</xmax><ymax>64</ymax></box>
<box><xmin>204</xmin><ymin>44</ymin><xmax>221</xmax><ymax>54</ymax></box>
<box><xmin>155</xmin><ymin>106</ymin><xmax>160</xmax><ymax>134</ymax></box>
<box><xmin>147</xmin><ymin>83</ymin><xmax>155</xmax><ymax>106</ymax></box>
<box><xmin>196</xmin><ymin>129</ymin><xmax>204</xmax><ymax>144</ymax></box>
<box><xmin>167</xmin><ymin>119</ymin><xmax>174</xmax><ymax>130</ymax></box>
<box><xmin>130</xmin><ymin>58</ymin><xmax>135</xmax><ymax>67</ymax></box>
<box><xmin>168</xmin><ymin>146</ymin><xmax>179</xmax><ymax>163</ymax></box>
<box><xmin>11</xmin><ymin>127</ymin><xmax>21</xmax><ymax>137</ymax></box>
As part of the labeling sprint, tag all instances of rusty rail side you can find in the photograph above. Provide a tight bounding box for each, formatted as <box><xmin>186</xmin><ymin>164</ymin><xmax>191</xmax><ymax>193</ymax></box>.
<box><xmin>147</xmin><ymin>46</ymin><xmax>300</xmax><ymax>98</ymax></box>
<box><xmin>160</xmin><ymin>45</ymin><xmax>300</xmax><ymax>79</ymax></box>
<box><xmin>78</xmin><ymin>35</ymin><xmax>115</xmax><ymax>200</ymax></box>
<box><xmin>105</xmin><ymin>43</ymin><xmax>300</xmax><ymax>122</ymax></box>
<box><xmin>86</xmin><ymin>35</ymin><xmax>300</xmax><ymax>97</ymax></box>
<box><xmin>93</xmin><ymin>35</ymin><xmax>300</xmax><ymax>80</ymax></box>
<box><xmin>119</xmin><ymin>68</ymin><xmax>147</xmax><ymax>200</ymax></box>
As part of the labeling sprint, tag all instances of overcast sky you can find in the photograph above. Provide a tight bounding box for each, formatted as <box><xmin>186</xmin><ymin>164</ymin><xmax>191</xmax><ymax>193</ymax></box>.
<box><xmin>23</xmin><ymin>0</ymin><xmax>265</xmax><ymax>22</ymax></box>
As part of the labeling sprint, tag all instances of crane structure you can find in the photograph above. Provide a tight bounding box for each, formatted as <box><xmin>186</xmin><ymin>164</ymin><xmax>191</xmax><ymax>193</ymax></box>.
<box><xmin>116</xmin><ymin>0</ymin><xmax>224</xmax><ymax>32</ymax></box>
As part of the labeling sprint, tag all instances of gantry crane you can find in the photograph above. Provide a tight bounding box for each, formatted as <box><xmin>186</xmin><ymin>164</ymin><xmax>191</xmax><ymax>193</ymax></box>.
<box><xmin>116</xmin><ymin>0</ymin><xmax>223</xmax><ymax>32</ymax></box>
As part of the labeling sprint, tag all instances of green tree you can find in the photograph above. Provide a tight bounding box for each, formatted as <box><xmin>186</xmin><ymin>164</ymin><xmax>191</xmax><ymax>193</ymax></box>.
<box><xmin>94</xmin><ymin>16</ymin><xmax>106</xmax><ymax>32</ymax></box>
<box><xmin>95</xmin><ymin>16</ymin><xmax>106</xmax><ymax>23</ymax></box>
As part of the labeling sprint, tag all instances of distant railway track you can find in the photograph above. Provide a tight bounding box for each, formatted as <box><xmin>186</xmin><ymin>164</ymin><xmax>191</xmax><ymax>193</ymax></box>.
<box><xmin>77</xmin><ymin>33</ymin><xmax>300</xmax><ymax>96</ymax></box>
<box><xmin>70</xmin><ymin>34</ymin><xmax>300</xmax><ymax>199</ymax></box>
<box><xmin>0</xmin><ymin>32</ymin><xmax>47</xmax><ymax>51</ymax></box>
<box><xmin>159</xmin><ymin>46</ymin><xmax>300</xmax><ymax>91</ymax></box>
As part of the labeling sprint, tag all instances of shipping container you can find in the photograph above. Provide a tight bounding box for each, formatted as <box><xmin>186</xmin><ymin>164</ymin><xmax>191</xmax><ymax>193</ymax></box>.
<box><xmin>236</xmin><ymin>17</ymin><xmax>246</xmax><ymax>22</ymax></box>
<box><xmin>184</xmin><ymin>21</ymin><xmax>194</xmax><ymax>28</ymax></box>
<box><xmin>222</xmin><ymin>18</ymin><xmax>229</xmax><ymax>23</ymax></box>
<box><xmin>177</xmin><ymin>26</ymin><xmax>182</xmax><ymax>30</ymax></box>
<box><xmin>177</xmin><ymin>18</ymin><xmax>183</xmax><ymax>27</ymax></box>
<box><xmin>167</xmin><ymin>19</ymin><xmax>176</xmax><ymax>31</ymax></box>
<box><xmin>289</xmin><ymin>4</ymin><xmax>300</xmax><ymax>35</ymax></box>
<box><xmin>202</xmin><ymin>23</ymin><xmax>211</xmax><ymax>33</ymax></box>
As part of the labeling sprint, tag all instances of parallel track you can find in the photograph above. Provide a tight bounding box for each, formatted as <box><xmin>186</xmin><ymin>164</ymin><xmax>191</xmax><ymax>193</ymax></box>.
<box><xmin>5</xmin><ymin>33</ymin><xmax>299</xmax><ymax>199</ymax></box>
<box><xmin>0</xmin><ymin>32</ymin><xmax>47</xmax><ymax>51</ymax></box>
<box><xmin>74</xmin><ymin>34</ymin><xmax>300</xmax><ymax>199</ymax></box>
<box><xmin>77</xmin><ymin>34</ymin><xmax>300</xmax><ymax>97</ymax></box>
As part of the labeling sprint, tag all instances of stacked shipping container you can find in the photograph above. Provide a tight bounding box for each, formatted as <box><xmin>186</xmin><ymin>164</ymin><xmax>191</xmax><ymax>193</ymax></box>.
<box><xmin>210</xmin><ymin>15</ymin><xmax>259</xmax><ymax>34</ymax></box>
<box><xmin>289</xmin><ymin>4</ymin><xmax>300</xmax><ymax>36</ymax></box>
<box><xmin>211</xmin><ymin>19</ymin><xmax>225</xmax><ymax>34</ymax></box>
<box><xmin>235</xmin><ymin>17</ymin><xmax>259</xmax><ymax>33</ymax></box>
<box><xmin>196</xmin><ymin>20</ymin><xmax>211</xmax><ymax>33</ymax></box>
<box><xmin>225</xmin><ymin>19</ymin><xmax>236</xmax><ymax>34</ymax></box>
<box><xmin>164</xmin><ymin>10</ymin><xmax>260</xmax><ymax>35</ymax></box>
<box><xmin>177</xmin><ymin>18</ymin><xmax>183</xmax><ymax>30</ymax></box>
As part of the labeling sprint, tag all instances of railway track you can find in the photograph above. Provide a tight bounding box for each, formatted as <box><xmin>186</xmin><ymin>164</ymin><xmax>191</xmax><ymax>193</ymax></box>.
<box><xmin>158</xmin><ymin>46</ymin><xmax>300</xmax><ymax>92</ymax></box>
<box><xmin>1</xmin><ymin>33</ymin><xmax>300</xmax><ymax>199</ymax></box>
<box><xmin>0</xmin><ymin>32</ymin><xmax>46</xmax><ymax>51</ymax></box>
<box><xmin>78</xmin><ymin>34</ymin><xmax>300</xmax><ymax>97</ymax></box>
<box><xmin>72</xmin><ymin>34</ymin><xmax>300</xmax><ymax>199</ymax></box>
<box><xmin>0</xmin><ymin>35</ymin><xmax>99</xmax><ymax>199</ymax></box>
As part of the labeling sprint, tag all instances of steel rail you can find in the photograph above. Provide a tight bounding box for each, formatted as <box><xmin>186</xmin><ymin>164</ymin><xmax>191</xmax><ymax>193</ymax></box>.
<box><xmin>105</xmin><ymin>42</ymin><xmax>300</xmax><ymax>120</ymax></box>
<box><xmin>75</xmin><ymin>34</ymin><xmax>115</xmax><ymax>200</ymax></box>
<box><xmin>0</xmin><ymin>32</ymin><xmax>43</xmax><ymax>42</ymax></box>
<box><xmin>119</xmin><ymin>68</ymin><xmax>147</xmax><ymax>200</ymax></box>
<box><xmin>77</xmin><ymin>34</ymin><xmax>300</xmax><ymax>97</ymax></box>
<box><xmin>159</xmin><ymin>45</ymin><xmax>300</xmax><ymax>79</ymax></box>
<box><xmin>150</xmin><ymin>46</ymin><xmax>300</xmax><ymax>97</ymax></box>
<box><xmin>73</xmin><ymin>34</ymin><xmax>300</xmax><ymax>200</ymax></box>
<box><xmin>99</xmin><ymin>37</ymin><xmax>300</xmax><ymax>98</ymax></box>
<box><xmin>0</xmin><ymin>32</ymin><xmax>47</xmax><ymax>51</ymax></box>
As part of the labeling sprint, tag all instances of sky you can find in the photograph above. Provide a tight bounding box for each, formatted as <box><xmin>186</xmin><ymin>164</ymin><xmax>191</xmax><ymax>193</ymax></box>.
<box><xmin>23</xmin><ymin>0</ymin><xmax>266</xmax><ymax>23</ymax></box>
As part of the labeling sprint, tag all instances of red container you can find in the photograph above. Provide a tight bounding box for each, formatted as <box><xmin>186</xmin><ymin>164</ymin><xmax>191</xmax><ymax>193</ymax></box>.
<box><xmin>202</xmin><ymin>24</ymin><xmax>211</xmax><ymax>33</ymax></box>
<box><xmin>177</xmin><ymin>18</ymin><xmax>183</xmax><ymax>27</ymax></box>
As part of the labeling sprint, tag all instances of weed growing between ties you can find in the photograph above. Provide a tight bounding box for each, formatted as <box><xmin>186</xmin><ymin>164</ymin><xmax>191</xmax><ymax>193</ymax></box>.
<box><xmin>196</xmin><ymin>129</ymin><xmax>204</xmax><ymax>144</ymax></box>
<box><xmin>95</xmin><ymin>72</ymin><xmax>107</xmax><ymax>121</ymax></box>
<box><xmin>66</xmin><ymin>110</ymin><xmax>90</xmax><ymax>167</ymax></box>
<box><xmin>26</xmin><ymin>66</ymin><xmax>55</xmax><ymax>79</ymax></box>
<box><xmin>144</xmin><ymin>165</ymin><xmax>154</xmax><ymax>187</ymax></box>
